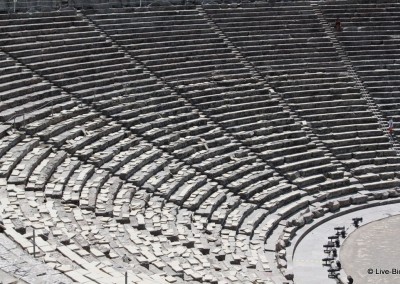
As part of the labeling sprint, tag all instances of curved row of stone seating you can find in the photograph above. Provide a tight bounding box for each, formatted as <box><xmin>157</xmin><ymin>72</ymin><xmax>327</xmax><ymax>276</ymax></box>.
<box><xmin>204</xmin><ymin>1</ymin><xmax>400</xmax><ymax>191</ymax></box>
<box><xmin>319</xmin><ymin>0</ymin><xmax>400</xmax><ymax>122</ymax></box>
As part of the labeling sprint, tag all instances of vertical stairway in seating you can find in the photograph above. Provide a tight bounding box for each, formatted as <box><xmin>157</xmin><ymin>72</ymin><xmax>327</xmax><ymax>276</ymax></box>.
<box><xmin>311</xmin><ymin>2</ymin><xmax>400</xmax><ymax>155</ymax></box>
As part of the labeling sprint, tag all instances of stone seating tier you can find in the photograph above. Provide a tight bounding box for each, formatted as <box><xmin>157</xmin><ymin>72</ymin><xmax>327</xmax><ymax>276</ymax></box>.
<box><xmin>37</xmin><ymin>56</ymin><xmax>132</xmax><ymax>79</ymax></box>
<box><xmin>142</xmin><ymin>52</ymin><xmax>239</xmax><ymax>67</ymax></box>
<box><xmin>20</xmin><ymin>103</ymin><xmax>80</xmax><ymax>133</ymax></box>
<box><xmin>0</xmin><ymin>138</ymin><xmax>40</xmax><ymax>179</ymax></box>
<box><xmin>0</xmin><ymin>19</ymin><xmax>88</xmax><ymax>34</ymax></box>
<box><xmin>35</xmin><ymin>110</ymin><xmax>99</xmax><ymax>141</ymax></box>
<box><xmin>8</xmin><ymin>144</ymin><xmax>53</xmax><ymax>185</ymax></box>
<box><xmin>0</xmin><ymin>76</ymin><xmax>48</xmax><ymax>101</ymax></box>
<box><xmin>121</xmin><ymin>35</ymin><xmax>224</xmax><ymax>50</ymax></box>
<box><xmin>47</xmin><ymin>116</ymin><xmax>109</xmax><ymax>148</ymax></box>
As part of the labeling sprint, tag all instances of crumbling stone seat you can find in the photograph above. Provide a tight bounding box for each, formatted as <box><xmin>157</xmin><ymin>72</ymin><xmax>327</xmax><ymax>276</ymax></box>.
<box><xmin>210</xmin><ymin>194</ymin><xmax>241</xmax><ymax>224</ymax></box>
<box><xmin>74</xmin><ymin>129</ymin><xmax>127</xmax><ymax>161</ymax></box>
<box><xmin>352</xmin><ymin>163</ymin><xmax>400</xmax><ymax>176</ymax></box>
<box><xmin>62</xmin><ymin>164</ymin><xmax>95</xmax><ymax>204</ymax></box>
<box><xmin>168</xmin><ymin>175</ymin><xmax>207</xmax><ymax>205</ymax></box>
<box><xmin>226</xmin><ymin>167</ymin><xmax>275</xmax><ymax>193</ymax></box>
<box><xmin>111</xmin><ymin>99</ymin><xmax>186</xmax><ymax>121</ymax></box>
<box><xmin>253</xmin><ymin>137</ymin><xmax>311</xmax><ymax>154</ymax></box>
<box><xmin>363</xmin><ymin>179</ymin><xmax>400</xmax><ymax>191</ymax></box>
<box><xmin>101</xmin><ymin>143</ymin><xmax>153</xmax><ymax>174</ymax></box>
<box><xmin>182</xmin><ymin>182</ymin><xmax>219</xmax><ymax>211</ymax></box>
<box><xmin>262</xmin><ymin>190</ymin><xmax>305</xmax><ymax>213</ymax></box>
<box><xmin>0</xmin><ymin>92</ymin><xmax>69</xmax><ymax>122</ymax></box>
<box><xmin>36</xmin><ymin>111</ymin><xmax>100</xmax><ymax>142</ymax></box>
<box><xmin>319</xmin><ymin>129</ymin><xmax>384</xmax><ymax>141</ymax></box>
<box><xmin>0</xmin><ymin>132</ymin><xmax>25</xmax><ymax>158</ymax></box>
<box><xmin>204</xmin><ymin>155</ymin><xmax>256</xmax><ymax>178</ymax></box>
<box><xmin>330</xmin><ymin>142</ymin><xmax>392</xmax><ymax>156</ymax></box>
<box><xmin>210</xmin><ymin>105</ymin><xmax>283</xmax><ymax>123</ymax></box>
<box><xmin>47</xmin><ymin>116</ymin><xmax>109</xmax><ymax>148</ymax></box>
<box><xmin>196</xmin><ymin>189</ymin><xmax>228</xmax><ymax>219</ymax></box>
<box><xmin>311</xmin><ymin>117</ymin><xmax>379</xmax><ymax>128</ymax></box>
<box><xmin>26</xmin><ymin>150</ymin><xmax>68</xmax><ymax>191</ymax></box>
<box><xmin>116</xmin><ymin>148</ymin><xmax>164</xmax><ymax>180</ymax></box>
<box><xmin>44</xmin><ymin>157</ymin><xmax>81</xmax><ymax>198</ymax></box>
<box><xmin>161</xmin><ymin>136</ymin><xmax>202</xmax><ymax>157</ymax></box>
<box><xmin>224</xmin><ymin>203</ymin><xmax>256</xmax><ymax>231</ymax></box>
<box><xmin>238</xmin><ymin>208</ymin><xmax>268</xmax><ymax>236</ymax></box>
<box><xmin>185</xmin><ymin>143</ymin><xmax>242</xmax><ymax>166</ymax></box>
<box><xmin>249</xmin><ymin>183</ymin><xmax>293</xmax><ymax>204</ymax></box>
<box><xmin>146</xmin><ymin>164</ymin><xmax>190</xmax><ymax>196</ymax></box>
<box><xmin>0</xmin><ymin>138</ymin><xmax>40</xmax><ymax>179</ymax></box>
<box><xmin>8</xmin><ymin>144</ymin><xmax>53</xmax><ymax>185</ymax></box>
<box><xmin>79</xmin><ymin>169</ymin><xmax>110</xmax><ymax>211</ymax></box>
<box><xmin>88</xmin><ymin>81</ymin><xmax>166</xmax><ymax>106</ymax></box>
<box><xmin>128</xmin><ymin>154</ymin><xmax>170</xmax><ymax>187</ymax></box>
<box><xmin>95</xmin><ymin>176</ymin><xmax>124</xmax><ymax>216</ymax></box>
<box><xmin>325</xmin><ymin>135</ymin><xmax>389</xmax><ymax>148</ymax></box>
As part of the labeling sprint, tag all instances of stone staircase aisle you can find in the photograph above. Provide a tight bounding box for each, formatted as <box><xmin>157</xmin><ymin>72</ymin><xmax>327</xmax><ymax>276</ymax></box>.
<box><xmin>196</xmin><ymin>5</ymin><xmax>261</xmax><ymax>81</ymax></box>
<box><xmin>311</xmin><ymin>2</ymin><xmax>400</xmax><ymax>155</ymax></box>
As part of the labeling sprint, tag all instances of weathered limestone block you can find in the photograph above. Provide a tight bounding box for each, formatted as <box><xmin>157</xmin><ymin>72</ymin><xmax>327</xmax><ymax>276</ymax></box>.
<box><xmin>351</xmin><ymin>194</ymin><xmax>368</xmax><ymax>205</ymax></box>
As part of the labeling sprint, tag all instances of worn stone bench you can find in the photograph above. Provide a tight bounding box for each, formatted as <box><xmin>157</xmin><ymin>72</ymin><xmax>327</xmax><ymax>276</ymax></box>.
<box><xmin>62</xmin><ymin>163</ymin><xmax>95</xmax><ymax>204</ymax></box>
<box><xmin>38</xmin><ymin>111</ymin><xmax>101</xmax><ymax>142</ymax></box>
<box><xmin>0</xmin><ymin>138</ymin><xmax>40</xmax><ymax>179</ymax></box>
<box><xmin>182</xmin><ymin>182</ymin><xmax>218</xmax><ymax>211</ymax></box>
<box><xmin>117</xmin><ymin>148</ymin><xmax>163</xmax><ymax>180</ymax></box>
<box><xmin>44</xmin><ymin>157</ymin><xmax>81</xmax><ymax>197</ymax></box>
<box><xmin>8</xmin><ymin>144</ymin><xmax>53</xmax><ymax>185</ymax></box>
<box><xmin>101</xmin><ymin>143</ymin><xmax>152</xmax><ymax>174</ymax></box>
